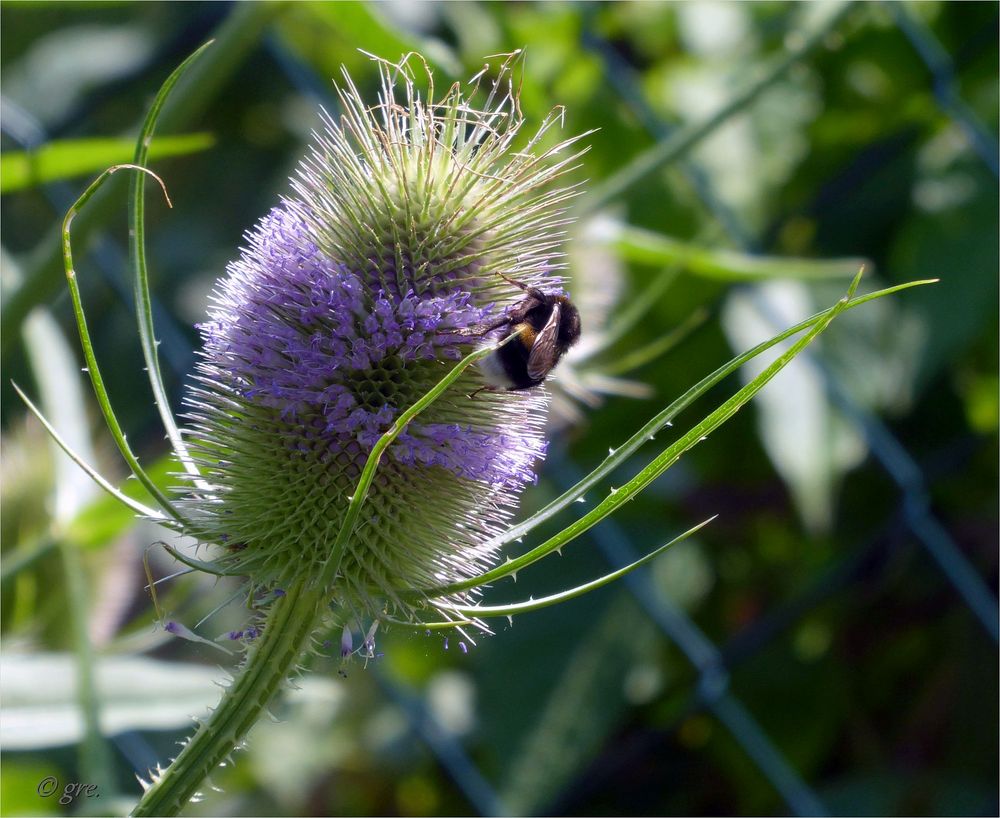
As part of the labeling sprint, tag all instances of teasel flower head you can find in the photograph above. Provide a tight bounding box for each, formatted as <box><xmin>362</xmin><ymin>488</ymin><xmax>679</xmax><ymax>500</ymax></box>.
<box><xmin>180</xmin><ymin>53</ymin><xmax>589</xmax><ymax>628</ymax></box>
<box><xmin>23</xmin><ymin>40</ymin><xmax>918</xmax><ymax>817</ymax></box>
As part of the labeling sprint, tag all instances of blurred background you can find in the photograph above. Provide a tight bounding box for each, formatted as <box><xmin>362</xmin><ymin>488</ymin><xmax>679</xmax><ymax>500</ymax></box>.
<box><xmin>1</xmin><ymin>2</ymin><xmax>997</xmax><ymax>816</ymax></box>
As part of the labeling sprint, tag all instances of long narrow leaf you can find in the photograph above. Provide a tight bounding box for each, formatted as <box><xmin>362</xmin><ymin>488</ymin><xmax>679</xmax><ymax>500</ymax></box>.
<box><xmin>609</xmin><ymin>225</ymin><xmax>869</xmax><ymax>282</ymax></box>
<box><xmin>484</xmin><ymin>278</ymin><xmax>937</xmax><ymax>554</ymax></box>
<box><xmin>130</xmin><ymin>42</ymin><xmax>213</xmax><ymax>485</ymax></box>
<box><xmin>162</xmin><ymin>545</ymin><xmax>245</xmax><ymax>578</ymax></box>
<box><xmin>416</xmin><ymin>274</ymin><xmax>936</xmax><ymax>598</ymax></box>
<box><xmin>62</xmin><ymin>165</ymin><xmax>183</xmax><ymax>521</ymax></box>
<box><xmin>442</xmin><ymin>517</ymin><xmax>716</xmax><ymax>617</ymax></box>
<box><xmin>379</xmin><ymin>615</ymin><xmax>478</xmax><ymax>631</ymax></box>
<box><xmin>0</xmin><ymin>134</ymin><xmax>214</xmax><ymax>194</ymax></box>
<box><xmin>12</xmin><ymin>383</ymin><xmax>163</xmax><ymax>520</ymax></box>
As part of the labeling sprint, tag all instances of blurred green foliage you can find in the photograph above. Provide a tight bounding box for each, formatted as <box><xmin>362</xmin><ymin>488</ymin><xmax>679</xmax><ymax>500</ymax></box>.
<box><xmin>1</xmin><ymin>2</ymin><xmax>996</xmax><ymax>817</ymax></box>
<box><xmin>0</xmin><ymin>134</ymin><xmax>214</xmax><ymax>193</ymax></box>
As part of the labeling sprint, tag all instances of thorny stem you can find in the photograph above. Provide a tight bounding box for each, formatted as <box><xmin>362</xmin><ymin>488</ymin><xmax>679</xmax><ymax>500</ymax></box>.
<box><xmin>61</xmin><ymin>164</ymin><xmax>185</xmax><ymax>522</ymax></box>
<box><xmin>130</xmin><ymin>577</ymin><xmax>327</xmax><ymax>816</ymax></box>
<box><xmin>131</xmin><ymin>337</ymin><xmax>519</xmax><ymax>816</ymax></box>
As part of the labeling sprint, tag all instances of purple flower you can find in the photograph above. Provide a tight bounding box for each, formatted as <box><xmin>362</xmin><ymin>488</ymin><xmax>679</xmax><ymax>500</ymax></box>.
<box><xmin>178</xmin><ymin>53</ymin><xmax>585</xmax><ymax>625</ymax></box>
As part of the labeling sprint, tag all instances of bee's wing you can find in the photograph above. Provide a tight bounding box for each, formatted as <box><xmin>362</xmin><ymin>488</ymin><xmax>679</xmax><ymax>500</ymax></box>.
<box><xmin>527</xmin><ymin>302</ymin><xmax>562</xmax><ymax>382</ymax></box>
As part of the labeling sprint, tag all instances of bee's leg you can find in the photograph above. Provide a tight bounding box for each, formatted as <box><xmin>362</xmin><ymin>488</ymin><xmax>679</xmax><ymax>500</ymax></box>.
<box><xmin>458</xmin><ymin>316</ymin><xmax>511</xmax><ymax>337</ymax></box>
<box><xmin>496</xmin><ymin>271</ymin><xmax>530</xmax><ymax>291</ymax></box>
<box><xmin>496</xmin><ymin>272</ymin><xmax>550</xmax><ymax>304</ymax></box>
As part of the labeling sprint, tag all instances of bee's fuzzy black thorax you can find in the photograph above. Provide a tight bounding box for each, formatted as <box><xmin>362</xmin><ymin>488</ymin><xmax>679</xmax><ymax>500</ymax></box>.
<box><xmin>477</xmin><ymin>283</ymin><xmax>581</xmax><ymax>392</ymax></box>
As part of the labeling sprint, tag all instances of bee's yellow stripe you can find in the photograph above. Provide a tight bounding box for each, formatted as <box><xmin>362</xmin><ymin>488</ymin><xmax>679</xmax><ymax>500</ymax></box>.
<box><xmin>514</xmin><ymin>322</ymin><xmax>536</xmax><ymax>347</ymax></box>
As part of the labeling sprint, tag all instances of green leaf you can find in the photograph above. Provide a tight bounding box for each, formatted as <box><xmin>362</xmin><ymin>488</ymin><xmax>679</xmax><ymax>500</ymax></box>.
<box><xmin>129</xmin><ymin>52</ymin><xmax>211</xmax><ymax>487</ymax></box>
<box><xmin>443</xmin><ymin>517</ymin><xmax>715</xmax><ymax>617</ymax></box>
<box><xmin>0</xmin><ymin>134</ymin><xmax>214</xmax><ymax>194</ymax></box>
<box><xmin>608</xmin><ymin>225</ymin><xmax>868</xmax><ymax>282</ymax></box>
<box><xmin>291</xmin><ymin>2</ymin><xmax>462</xmax><ymax>77</ymax></box>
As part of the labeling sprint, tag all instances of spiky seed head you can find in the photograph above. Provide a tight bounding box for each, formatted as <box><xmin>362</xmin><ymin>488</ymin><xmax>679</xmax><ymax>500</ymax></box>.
<box><xmin>180</xmin><ymin>52</ymin><xmax>586</xmax><ymax>626</ymax></box>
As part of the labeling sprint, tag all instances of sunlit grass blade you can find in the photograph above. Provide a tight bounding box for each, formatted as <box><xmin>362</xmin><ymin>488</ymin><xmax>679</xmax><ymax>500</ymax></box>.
<box><xmin>13</xmin><ymin>382</ymin><xmax>164</xmax><ymax>520</ymax></box>
<box><xmin>602</xmin><ymin>306</ymin><xmax>709</xmax><ymax>377</ymax></box>
<box><xmin>441</xmin><ymin>516</ymin><xmax>716</xmax><ymax>617</ymax></box>
<box><xmin>483</xmin><ymin>277</ymin><xmax>939</xmax><ymax>553</ymax></box>
<box><xmin>131</xmin><ymin>42</ymin><xmax>214</xmax><ymax>485</ymax></box>
<box><xmin>62</xmin><ymin>164</ymin><xmax>184</xmax><ymax>522</ymax></box>
<box><xmin>607</xmin><ymin>224</ymin><xmax>869</xmax><ymax>281</ymax></box>
<box><xmin>317</xmin><ymin>331</ymin><xmax>525</xmax><ymax>589</ymax></box>
<box><xmin>415</xmin><ymin>274</ymin><xmax>937</xmax><ymax>598</ymax></box>
<box><xmin>0</xmin><ymin>133</ymin><xmax>214</xmax><ymax>194</ymax></box>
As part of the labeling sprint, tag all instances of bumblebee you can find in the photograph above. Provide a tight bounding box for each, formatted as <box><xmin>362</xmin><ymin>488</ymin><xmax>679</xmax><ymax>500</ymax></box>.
<box><xmin>470</xmin><ymin>273</ymin><xmax>581</xmax><ymax>394</ymax></box>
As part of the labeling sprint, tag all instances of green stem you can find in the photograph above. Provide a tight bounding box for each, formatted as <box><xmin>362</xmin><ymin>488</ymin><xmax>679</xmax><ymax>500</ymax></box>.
<box><xmin>130</xmin><ymin>577</ymin><xmax>326</xmax><ymax>816</ymax></box>
<box><xmin>130</xmin><ymin>43</ymin><xmax>215</xmax><ymax>483</ymax></box>
<box><xmin>131</xmin><ymin>319</ymin><xmax>512</xmax><ymax>815</ymax></box>
<box><xmin>0</xmin><ymin>535</ymin><xmax>57</xmax><ymax>584</ymax></box>
<box><xmin>59</xmin><ymin>536</ymin><xmax>117</xmax><ymax>804</ymax></box>
<box><xmin>577</xmin><ymin>2</ymin><xmax>853</xmax><ymax>216</ymax></box>
<box><xmin>61</xmin><ymin>165</ymin><xmax>186</xmax><ymax>521</ymax></box>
